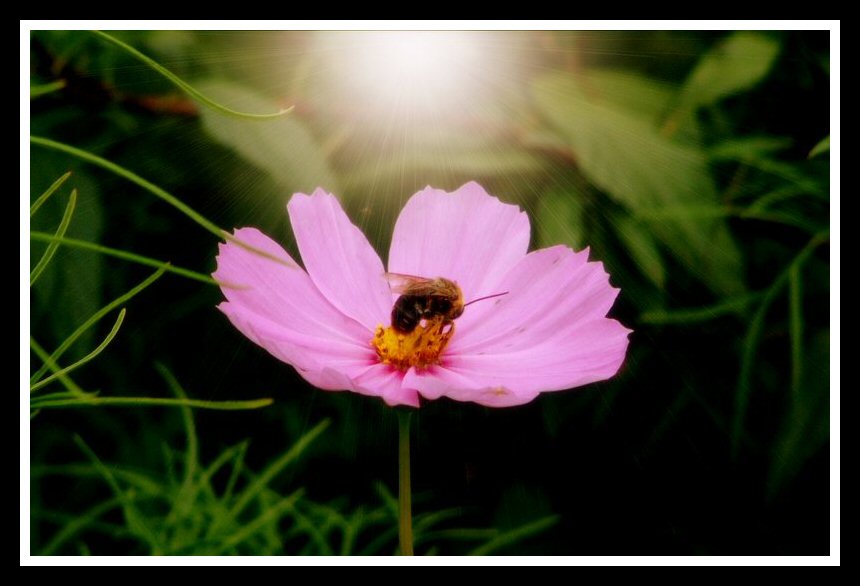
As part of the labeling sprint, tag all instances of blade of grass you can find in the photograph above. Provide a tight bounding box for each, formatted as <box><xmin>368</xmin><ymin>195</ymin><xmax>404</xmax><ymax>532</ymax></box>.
<box><xmin>30</xmin><ymin>189</ymin><xmax>76</xmax><ymax>286</ymax></box>
<box><xmin>421</xmin><ymin>528</ymin><xmax>499</xmax><ymax>542</ymax></box>
<box><xmin>30</xmin><ymin>171</ymin><xmax>71</xmax><ymax>216</ymax></box>
<box><xmin>789</xmin><ymin>264</ymin><xmax>804</xmax><ymax>400</ymax></box>
<box><xmin>414</xmin><ymin>507</ymin><xmax>465</xmax><ymax>534</ymax></box>
<box><xmin>223</xmin><ymin>419</ymin><xmax>330</xmax><ymax>525</ymax></box>
<box><xmin>468</xmin><ymin>515</ymin><xmax>560</xmax><ymax>556</ymax></box>
<box><xmin>31</xmin><ymin>463</ymin><xmax>165</xmax><ymax>496</ymax></box>
<box><xmin>29</xmin><ymin>390</ymin><xmax>98</xmax><ymax>402</ymax></box>
<box><xmin>732</xmin><ymin>231</ymin><xmax>828</xmax><ymax>457</ymax></box>
<box><xmin>29</xmin><ymin>232</ymin><xmax>219</xmax><ymax>285</ymax></box>
<box><xmin>640</xmin><ymin>291</ymin><xmax>764</xmax><ymax>325</ymax></box>
<box><xmin>30</xmin><ymin>267</ymin><xmax>165</xmax><ymax>384</ymax></box>
<box><xmin>30</xmin><ymin>396</ymin><xmax>273</xmax><ymax>410</ymax></box>
<box><xmin>91</xmin><ymin>30</ymin><xmax>292</xmax><ymax>120</ymax></box>
<box><xmin>809</xmin><ymin>135</ymin><xmax>830</xmax><ymax>159</ymax></box>
<box><xmin>208</xmin><ymin>489</ymin><xmax>304</xmax><ymax>555</ymax></box>
<box><xmin>155</xmin><ymin>365</ymin><xmax>199</xmax><ymax>542</ymax></box>
<box><xmin>374</xmin><ymin>481</ymin><xmax>399</xmax><ymax>519</ymax></box>
<box><xmin>30</xmin><ymin>136</ymin><xmax>294</xmax><ymax>268</ymax></box>
<box><xmin>29</xmin><ymin>337</ymin><xmax>86</xmax><ymax>395</ymax></box>
<box><xmin>290</xmin><ymin>508</ymin><xmax>335</xmax><ymax>556</ymax></box>
<box><xmin>358</xmin><ymin>526</ymin><xmax>399</xmax><ymax>555</ymax></box>
<box><xmin>39</xmin><ymin>497</ymin><xmax>123</xmax><ymax>555</ymax></box>
<box><xmin>636</xmin><ymin>204</ymin><xmax>821</xmax><ymax>233</ymax></box>
<box><xmin>221</xmin><ymin>441</ymin><xmax>250</xmax><ymax>507</ymax></box>
<box><xmin>30</xmin><ymin>79</ymin><xmax>66</xmax><ymax>99</ymax></box>
<box><xmin>73</xmin><ymin>435</ymin><xmax>161</xmax><ymax>553</ymax></box>
<box><xmin>31</xmin><ymin>309</ymin><xmax>125</xmax><ymax>394</ymax></box>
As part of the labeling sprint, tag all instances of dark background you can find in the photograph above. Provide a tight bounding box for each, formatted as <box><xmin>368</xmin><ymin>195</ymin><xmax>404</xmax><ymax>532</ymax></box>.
<box><xmin>29</xmin><ymin>30</ymin><xmax>830</xmax><ymax>555</ymax></box>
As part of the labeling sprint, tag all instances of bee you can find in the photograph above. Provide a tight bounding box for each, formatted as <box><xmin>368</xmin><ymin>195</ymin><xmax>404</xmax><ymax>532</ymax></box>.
<box><xmin>386</xmin><ymin>273</ymin><xmax>508</xmax><ymax>334</ymax></box>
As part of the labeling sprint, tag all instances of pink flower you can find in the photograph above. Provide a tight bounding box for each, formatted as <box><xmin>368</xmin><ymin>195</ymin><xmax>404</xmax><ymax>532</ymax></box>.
<box><xmin>214</xmin><ymin>182</ymin><xmax>630</xmax><ymax>408</ymax></box>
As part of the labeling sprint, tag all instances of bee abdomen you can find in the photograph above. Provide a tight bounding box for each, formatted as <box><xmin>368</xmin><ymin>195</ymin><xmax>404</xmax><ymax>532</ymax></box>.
<box><xmin>392</xmin><ymin>295</ymin><xmax>424</xmax><ymax>333</ymax></box>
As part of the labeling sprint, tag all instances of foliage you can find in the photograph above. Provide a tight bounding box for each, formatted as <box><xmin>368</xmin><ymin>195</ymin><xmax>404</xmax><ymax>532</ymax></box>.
<box><xmin>29</xmin><ymin>30</ymin><xmax>830</xmax><ymax>555</ymax></box>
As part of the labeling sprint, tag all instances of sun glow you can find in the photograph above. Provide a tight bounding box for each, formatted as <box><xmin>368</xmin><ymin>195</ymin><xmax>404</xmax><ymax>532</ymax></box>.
<box><xmin>337</xmin><ymin>31</ymin><xmax>484</xmax><ymax>116</ymax></box>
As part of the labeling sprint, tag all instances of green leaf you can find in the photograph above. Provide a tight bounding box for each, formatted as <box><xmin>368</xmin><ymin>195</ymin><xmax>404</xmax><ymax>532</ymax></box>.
<box><xmin>532</xmin><ymin>71</ymin><xmax>744</xmax><ymax>296</ymax></box>
<box><xmin>30</xmin><ymin>268</ymin><xmax>166</xmax><ymax>385</ymax></box>
<box><xmin>30</xmin><ymin>309</ymin><xmax>126</xmax><ymax>393</ymax></box>
<box><xmin>30</xmin><ymin>136</ymin><xmax>291</xmax><ymax>268</ymax></box>
<box><xmin>30</xmin><ymin>79</ymin><xmax>66</xmax><ymax>100</ymax></box>
<box><xmin>767</xmin><ymin>330</ymin><xmax>829</xmax><ymax>498</ymax></box>
<box><xmin>30</xmin><ymin>157</ymin><xmax>105</xmax><ymax>353</ymax></box>
<box><xmin>809</xmin><ymin>136</ymin><xmax>830</xmax><ymax>159</ymax></box>
<box><xmin>30</xmin><ymin>171</ymin><xmax>72</xmax><ymax>217</ymax></box>
<box><xmin>29</xmin><ymin>337</ymin><xmax>87</xmax><ymax>396</ymax></box>
<box><xmin>615</xmin><ymin>215</ymin><xmax>666</xmax><ymax>289</ymax></box>
<box><xmin>223</xmin><ymin>419</ymin><xmax>331</xmax><ymax>524</ymax></box>
<box><xmin>39</xmin><ymin>498</ymin><xmax>122</xmax><ymax>555</ymax></box>
<box><xmin>196</xmin><ymin>80</ymin><xmax>339</xmax><ymax>194</ymax></box>
<box><xmin>208</xmin><ymin>489</ymin><xmax>304</xmax><ymax>555</ymax></box>
<box><xmin>640</xmin><ymin>291</ymin><xmax>763</xmax><ymax>325</ymax></box>
<box><xmin>30</xmin><ymin>189</ymin><xmax>77</xmax><ymax>286</ymax></box>
<box><xmin>535</xmin><ymin>189</ymin><xmax>588</xmax><ymax>250</ymax></box>
<box><xmin>675</xmin><ymin>32</ymin><xmax>781</xmax><ymax>112</ymax></box>
<box><xmin>732</xmin><ymin>232</ymin><xmax>828</xmax><ymax>457</ymax></box>
<box><xmin>73</xmin><ymin>436</ymin><xmax>161</xmax><ymax>552</ymax></box>
<box><xmin>708</xmin><ymin>136</ymin><xmax>794</xmax><ymax>162</ymax></box>
<box><xmin>30</xmin><ymin>396</ymin><xmax>273</xmax><ymax>411</ymax></box>
<box><xmin>468</xmin><ymin>515</ymin><xmax>559</xmax><ymax>556</ymax></box>
<box><xmin>29</xmin><ymin>232</ymin><xmax>218</xmax><ymax>285</ymax></box>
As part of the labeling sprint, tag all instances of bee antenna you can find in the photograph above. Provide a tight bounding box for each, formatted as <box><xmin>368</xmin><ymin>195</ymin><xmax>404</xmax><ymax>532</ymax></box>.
<box><xmin>464</xmin><ymin>291</ymin><xmax>509</xmax><ymax>307</ymax></box>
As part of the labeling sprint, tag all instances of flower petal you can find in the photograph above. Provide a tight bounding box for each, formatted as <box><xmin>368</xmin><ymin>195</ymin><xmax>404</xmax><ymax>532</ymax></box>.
<box><xmin>288</xmin><ymin>189</ymin><xmax>391</xmax><ymax>331</ymax></box>
<box><xmin>215</xmin><ymin>228</ymin><xmax>422</xmax><ymax>406</ymax></box>
<box><xmin>388</xmin><ymin>182</ymin><xmax>530</xmax><ymax>302</ymax></box>
<box><xmin>452</xmin><ymin>245</ymin><xmax>618</xmax><ymax>351</ymax></box>
<box><xmin>351</xmin><ymin>365</ymin><xmax>420</xmax><ymax>408</ymax></box>
<box><xmin>219</xmin><ymin>300</ymin><xmax>373</xmax><ymax>389</ymax></box>
<box><xmin>222</xmin><ymin>299</ymin><xmax>417</xmax><ymax>406</ymax></box>
<box><xmin>405</xmin><ymin>245</ymin><xmax>630</xmax><ymax>406</ymax></box>
<box><xmin>214</xmin><ymin>228</ymin><xmax>370</xmax><ymax>347</ymax></box>
<box><xmin>409</xmin><ymin>318</ymin><xmax>629</xmax><ymax>406</ymax></box>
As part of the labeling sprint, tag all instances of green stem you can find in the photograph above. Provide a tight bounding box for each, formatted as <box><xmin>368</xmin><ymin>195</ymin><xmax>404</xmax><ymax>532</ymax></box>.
<box><xmin>398</xmin><ymin>410</ymin><xmax>414</xmax><ymax>556</ymax></box>
<box><xmin>90</xmin><ymin>30</ymin><xmax>292</xmax><ymax>120</ymax></box>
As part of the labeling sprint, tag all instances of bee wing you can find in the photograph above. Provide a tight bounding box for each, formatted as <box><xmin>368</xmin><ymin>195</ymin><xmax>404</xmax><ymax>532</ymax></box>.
<box><xmin>383</xmin><ymin>272</ymin><xmax>435</xmax><ymax>295</ymax></box>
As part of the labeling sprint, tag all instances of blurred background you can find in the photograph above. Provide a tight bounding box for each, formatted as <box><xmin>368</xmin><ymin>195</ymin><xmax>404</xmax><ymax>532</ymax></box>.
<box><xmin>29</xmin><ymin>30</ymin><xmax>830</xmax><ymax>555</ymax></box>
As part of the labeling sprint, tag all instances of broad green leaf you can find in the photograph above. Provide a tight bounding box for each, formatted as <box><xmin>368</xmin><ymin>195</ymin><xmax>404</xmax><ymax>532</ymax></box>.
<box><xmin>708</xmin><ymin>136</ymin><xmax>794</xmax><ymax>162</ymax></box>
<box><xmin>196</xmin><ymin>80</ymin><xmax>339</xmax><ymax>194</ymax></box>
<box><xmin>615</xmin><ymin>214</ymin><xmax>666</xmax><ymax>289</ymax></box>
<box><xmin>676</xmin><ymin>32</ymin><xmax>781</xmax><ymax>112</ymax></box>
<box><xmin>532</xmin><ymin>71</ymin><xmax>744</xmax><ymax>296</ymax></box>
<box><xmin>535</xmin><ymin>189</ymin><xmax>588</xmax><ymax>250</ymax></box>
<box><xmin>542</xmin><ymin>68</ymin><xmax>701</xmax><ymax>145</ymax></box>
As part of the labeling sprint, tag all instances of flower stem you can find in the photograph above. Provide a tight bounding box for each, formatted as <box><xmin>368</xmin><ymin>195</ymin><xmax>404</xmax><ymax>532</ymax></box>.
<box><xmin>397</xmin><ymin>410</ymin><xmax>414</xmax><ymax>556</ymax></box>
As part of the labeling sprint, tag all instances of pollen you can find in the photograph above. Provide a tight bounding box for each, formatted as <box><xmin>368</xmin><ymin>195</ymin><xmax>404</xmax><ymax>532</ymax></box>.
<box><xmin>372</xmin><ymin>317</ymin><xmax>454</xmax><ymax>371</ymax></box>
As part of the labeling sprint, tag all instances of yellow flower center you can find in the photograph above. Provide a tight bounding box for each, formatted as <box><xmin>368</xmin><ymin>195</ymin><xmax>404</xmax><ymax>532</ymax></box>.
<box><xmin>372</xmin><ymin>316</ymin><xmax>455</xmax><ymax>371</ymax></box>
